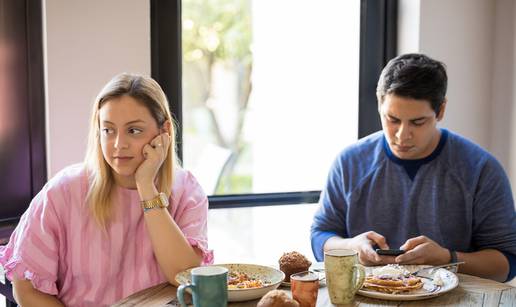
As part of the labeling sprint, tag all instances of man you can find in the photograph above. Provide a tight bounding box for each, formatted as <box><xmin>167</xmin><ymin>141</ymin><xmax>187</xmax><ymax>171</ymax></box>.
<box><xmin>311</xmin><ymin>53</ymin><xmax>516</xmax><ymax>282</ymax></box>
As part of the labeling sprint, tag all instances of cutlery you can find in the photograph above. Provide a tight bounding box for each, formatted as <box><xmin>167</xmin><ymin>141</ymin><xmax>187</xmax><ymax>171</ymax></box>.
<box><xmin>311</xmin><ymin>261</ymin><xmax>465</xmax><ymax>276</ymax></box>
<box><xmin>411</xmin><ymin>261</ymin><xmax>465</xmax><ymax>276</ymax></box>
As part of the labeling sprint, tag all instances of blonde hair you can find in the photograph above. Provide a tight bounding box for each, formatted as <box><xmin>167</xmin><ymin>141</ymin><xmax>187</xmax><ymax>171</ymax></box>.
<box><xmin>84</xmin><ymin>73</ymin><xmax>177</xmax><ymax>228</ymax></box>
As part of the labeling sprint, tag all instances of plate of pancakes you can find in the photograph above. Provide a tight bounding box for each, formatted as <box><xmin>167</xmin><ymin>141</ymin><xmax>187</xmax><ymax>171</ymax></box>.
<box><xmin>357</xmin><ymin>264</ymin><xmax>459</xmax><ymax>301</ymax></box>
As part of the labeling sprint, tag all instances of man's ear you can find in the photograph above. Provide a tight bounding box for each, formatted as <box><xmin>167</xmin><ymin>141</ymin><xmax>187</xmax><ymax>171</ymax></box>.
<box><xmin>160</xmin><ymin>120</ymin><xmax>172</xmax><ymax>135</ymax></box>
<box><xmin>377</xmin><ymin>97</ymin><xmax>383</xmax><ymax>114</ymax></box>
<box><xmin>437</xmin><ymin>99</ymin><xmax>447</xmax><ymax>121</ymax></box>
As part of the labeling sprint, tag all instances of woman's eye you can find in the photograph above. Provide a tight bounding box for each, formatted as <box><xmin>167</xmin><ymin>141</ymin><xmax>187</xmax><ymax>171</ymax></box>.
<box><xmin>128</xmin><ymin>128</ymin><xmax>143</xmax><ymax>135</ymax></box>
<box><xmin>101</xmin><ymin>128</ymin><xmax>114</xmax><ymax>135</ymax></box>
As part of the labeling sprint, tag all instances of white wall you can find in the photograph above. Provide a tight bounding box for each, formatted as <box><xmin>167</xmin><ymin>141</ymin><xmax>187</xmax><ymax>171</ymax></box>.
<box><xmin>397</xmin><ymin>0</ymin><xmax>420</xmax><ymax>54</ymax></box>
<box><xmin>512</xmin><ymin>1</ymin><xmax>516</xmax><ymax>192</ymax></box>
<box><xmin>399</xmin><ymin>0</ymin><xmax>516</xmax><ymax>199</ymax></box>
<box><xmin>491</xmin><ymin>0</ymin><xmax>516</xmax><ymax>191</ymax></box>
<box><xmin>44</xmin><ymin>0</ymin><xmax>150</xmax><ymax>177</ymax></box>
<box><xmin>419</xmin><ymin>0</ymin><xmax>495</xmax><ymax>150</ymax></box>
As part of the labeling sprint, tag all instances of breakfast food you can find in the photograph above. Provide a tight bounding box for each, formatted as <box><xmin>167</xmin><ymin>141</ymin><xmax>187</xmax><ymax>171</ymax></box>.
<box><xmin>227</xmin><ymin>271</ymin><xmax>268</xmax><ymax>289</ymax></box>
<box><xmin>257</xmin><ymin>290</ymin><xmax>300</xmax><ymax>307</ymax></box>
<box><xmin>362</xmin><ymin>264</ymin><xmax>423</xmax><ymax>294</ymax></box>
<box><xmin>279</xmin><ymin>251</ymin><xmax>312</xmax><ymax>282</ymax></box>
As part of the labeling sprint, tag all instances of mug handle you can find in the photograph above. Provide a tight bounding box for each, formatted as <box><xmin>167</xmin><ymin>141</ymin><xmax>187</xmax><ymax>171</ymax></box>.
<box><xmin>352</xmin><ymin>264</ymin><xmax>366</xmax><ymax>293</ymax></box>
<box><xmin>177</xmin><ymin>284</ymin><xmax>195</xmax><ymax>307</ymax></box>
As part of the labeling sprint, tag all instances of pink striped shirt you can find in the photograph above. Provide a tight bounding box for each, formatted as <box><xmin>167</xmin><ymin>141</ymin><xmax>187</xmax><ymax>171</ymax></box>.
<box><xmin>0</xmin><ymin>164</ymin><xmax>213</xmax><ymax>306</ymax></box>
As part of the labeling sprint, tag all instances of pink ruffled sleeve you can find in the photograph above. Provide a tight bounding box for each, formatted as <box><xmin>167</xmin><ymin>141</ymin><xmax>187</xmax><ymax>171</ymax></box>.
<box><xmin>0</xmin><ymin>183</ymin><xmax>63</xmax><ymax>295</ymax></box>
<box><xmin>172</xmin><ymin>170</ymin><xmax>213</xmax><ymax>265</ymax></box>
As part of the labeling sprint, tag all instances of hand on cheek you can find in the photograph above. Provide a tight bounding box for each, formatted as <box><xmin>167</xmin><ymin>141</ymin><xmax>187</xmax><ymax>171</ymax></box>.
<box><xmin>135</xmin><ymin>133</ymin><xmax>170</xmax><ymax>187</ymax></box>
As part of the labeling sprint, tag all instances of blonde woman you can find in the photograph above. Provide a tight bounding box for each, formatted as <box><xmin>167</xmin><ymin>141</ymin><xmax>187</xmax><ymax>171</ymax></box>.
<box><xmin>0</xmin><ymin>73</ymin><xmax>212</xmax><ymax>306</ymax></box>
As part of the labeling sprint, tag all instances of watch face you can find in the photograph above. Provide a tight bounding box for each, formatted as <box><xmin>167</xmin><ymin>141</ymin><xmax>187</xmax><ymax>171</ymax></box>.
<box><xmin>159</xmin><ymin>193</ymin><xmax>169</xmax><ymax>207</ymax></box>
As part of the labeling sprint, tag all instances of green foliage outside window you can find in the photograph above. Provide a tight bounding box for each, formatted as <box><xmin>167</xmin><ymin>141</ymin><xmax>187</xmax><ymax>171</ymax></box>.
<box><xmin>182</xmin><ymin>0</ymin><xmax>253</xmax><ymax>194</ymax></box>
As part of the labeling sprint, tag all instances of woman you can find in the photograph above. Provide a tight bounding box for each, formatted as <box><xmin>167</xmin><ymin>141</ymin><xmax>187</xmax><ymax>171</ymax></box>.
<box><xmin>0</xmin><ymin>73</ymin><xmax>212</xmax><ymax>306</ymax></box>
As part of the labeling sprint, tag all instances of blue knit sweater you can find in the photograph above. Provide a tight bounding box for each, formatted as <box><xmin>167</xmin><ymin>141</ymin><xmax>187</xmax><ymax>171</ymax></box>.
<box><xmin>311</xmin><ymin>129</ymin><xmax>516</xmax><ymax>281</ymax></box>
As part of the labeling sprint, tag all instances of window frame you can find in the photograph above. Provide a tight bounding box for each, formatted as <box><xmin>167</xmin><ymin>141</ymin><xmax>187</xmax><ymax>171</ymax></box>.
<box><xmin>150</xmin><ymin>0</ymin><xmax>397</xmax><ymax>209</ymax></box>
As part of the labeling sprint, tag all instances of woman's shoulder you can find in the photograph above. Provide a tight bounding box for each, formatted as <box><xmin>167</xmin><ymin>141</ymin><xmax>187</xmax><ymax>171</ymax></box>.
<box><xmin>45</xmin><ymin>163</ymin><xmax>88</xmax><ymax>191</ymax></box>
<box><xmin>38</xmin><ymin>164</ymin><xmax>89</xmax><ymax>212</ymax></box>
<box><xmin>172</xmin><ymin>167</ymin><xmax>203</xmax><ymax>190</ymax></box>
<box><xmin>18</xmin><ymin>164</ymin><xmax>87</xmax><ymax>234</ymax></box>
<box><xmin>171</xmin><ymin>167</ymin><xmax>207</xmax><ymax>204</ymax></box>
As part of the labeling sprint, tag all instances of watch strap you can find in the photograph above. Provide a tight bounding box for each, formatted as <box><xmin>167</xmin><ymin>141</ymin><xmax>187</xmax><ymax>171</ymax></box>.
<box><xmin>141</xmin><ymin>192</ymin><xmax>169</xmax><ymax>212</ymax></box>
<box><xmin>449</xmin><ymin>250</ymin><xmax>458</xmax><ymax>263</ymax></box>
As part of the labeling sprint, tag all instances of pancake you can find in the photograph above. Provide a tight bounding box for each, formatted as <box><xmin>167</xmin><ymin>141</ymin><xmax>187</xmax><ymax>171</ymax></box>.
<box><xmin>362</xmin><ymin>264</ymin><xmax>423</xmax><ymax>294</ymax></box>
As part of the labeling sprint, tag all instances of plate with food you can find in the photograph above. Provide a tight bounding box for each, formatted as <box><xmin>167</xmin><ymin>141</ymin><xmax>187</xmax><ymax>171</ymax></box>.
<box><xmin>357</xmin><ymin>264</ymin><xmax>459</xmax><ymax>301</ymax></box>
<box><xmin>175</xmin><ymin>263</ymin><xmax>284</xmax><ymax>302</ymax></box>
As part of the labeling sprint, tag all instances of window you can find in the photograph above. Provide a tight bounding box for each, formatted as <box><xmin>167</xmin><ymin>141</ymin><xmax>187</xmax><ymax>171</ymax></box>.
<box><xmin>181</xmin><ymin>0</ymin><xmax>360</xmax><ymax>195</ymax></box>
<box><xmin>150</xmin><ymin>0</ymin><xmax>397</xmax><ymax>263</ymax></box>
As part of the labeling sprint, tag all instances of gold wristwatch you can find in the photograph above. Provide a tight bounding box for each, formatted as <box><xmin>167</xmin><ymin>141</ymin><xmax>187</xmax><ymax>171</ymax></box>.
<box><xmin>141</xmin><ymin>192</ymin><xmax>169</xmax><ymax>212</ymax></box>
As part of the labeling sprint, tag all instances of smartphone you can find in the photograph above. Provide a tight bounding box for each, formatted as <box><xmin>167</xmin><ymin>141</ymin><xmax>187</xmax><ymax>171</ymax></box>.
<box><xmin>375</xmin><ymin>249</ymin><xmax>405</xmax><ymax>256</ymax></box>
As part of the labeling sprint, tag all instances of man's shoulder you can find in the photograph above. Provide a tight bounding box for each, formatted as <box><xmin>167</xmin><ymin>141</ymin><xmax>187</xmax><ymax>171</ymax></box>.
<box><xmin>444</xmin><ymin>130</ymin><xmax>506</xmax><ymax>177</ymax></box>
<box><xmin>330</xmin><ymin>131</ymin><xmax>386</xmax><ymax>183</ymax></box>
<box><xmin>337</xmin><ymin>131</ymin><xmax>385</xmax><ymax>162</ymax></box>
<box><xmin>445</xmin><ymin>130</ymin><xmax>498</xmax><ymax>165</ymax></box>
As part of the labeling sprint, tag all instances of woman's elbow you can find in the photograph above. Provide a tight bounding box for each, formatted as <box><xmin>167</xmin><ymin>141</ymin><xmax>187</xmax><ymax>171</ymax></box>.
<box><xmin>12</xmin><ymin>278</ymin><xmax>34</xmax><ymax>305</ymax></box>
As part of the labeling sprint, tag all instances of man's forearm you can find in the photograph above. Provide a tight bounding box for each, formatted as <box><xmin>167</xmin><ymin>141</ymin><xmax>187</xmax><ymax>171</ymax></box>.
<box><xmin>456</xmin><ymin>249</ymin><xmax>509</xmax><ymax>282</ymax></box>
<box><xmin>323</xmin><ymin>235</ymin><xmax>352</xmax><ymax>251</ymax></box>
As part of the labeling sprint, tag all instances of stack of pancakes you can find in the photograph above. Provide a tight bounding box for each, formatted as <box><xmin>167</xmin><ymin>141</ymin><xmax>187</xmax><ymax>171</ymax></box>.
<box><xmin>362</xmin><ymin>264</ymin><xmax>423</xmax><ymax>294</ymax></box>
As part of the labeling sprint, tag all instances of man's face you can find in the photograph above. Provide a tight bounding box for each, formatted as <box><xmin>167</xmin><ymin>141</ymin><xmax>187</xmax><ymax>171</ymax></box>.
<box><xmin>379</xmin><ymin>94</ymin><xmax>445</xmax><ymax>160</ymax></box>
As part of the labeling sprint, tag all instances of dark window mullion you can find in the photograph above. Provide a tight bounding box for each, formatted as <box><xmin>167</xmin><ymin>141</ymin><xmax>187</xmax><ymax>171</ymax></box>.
<box><xmin>26</xmin><ymin>0</ymin><xmax>47</xmax><ymax>195</ymax></box>
<box><xmin>150</xmin><ymin>0</ymin><xmax>183</xmax><ymax>161</ymax></box>
<box><xmin>208</xmin><ymin>191</ymin><xmax>320</xmax><ymax>209</ymax></box>
<box><xmin>358</xmin><ymin>0</ymin><xmax>398</xmax><ymax>138</ymax></box>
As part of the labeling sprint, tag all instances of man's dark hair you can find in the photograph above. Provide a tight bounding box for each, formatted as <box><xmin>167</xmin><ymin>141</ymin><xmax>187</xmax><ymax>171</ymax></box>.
<box><xmin>376</xmin><ymin>53</ymin><xmax>447</xmax><ymax>114</ymax></box>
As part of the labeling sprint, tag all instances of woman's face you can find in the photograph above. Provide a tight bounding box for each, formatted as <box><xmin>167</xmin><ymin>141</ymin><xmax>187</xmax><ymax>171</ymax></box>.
<box><xmin>99</xmin><ymin>95</ymin><xmax>161</xmax><ymax>188</ymax></box>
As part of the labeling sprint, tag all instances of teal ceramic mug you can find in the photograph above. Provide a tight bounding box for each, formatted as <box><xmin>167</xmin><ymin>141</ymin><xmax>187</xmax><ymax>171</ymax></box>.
<box><xmin>177</xmin><ymin>266</ymin><xmax>228</xmax><ymax>307</ymax></box>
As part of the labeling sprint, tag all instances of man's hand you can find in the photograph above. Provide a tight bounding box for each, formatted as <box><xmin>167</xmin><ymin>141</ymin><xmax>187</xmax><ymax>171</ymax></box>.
<box><xmin>347</xmin><ymin>231</ymin><xmax>397</xmax><ymax>265</ymax></box>
<box><xmin>395</xmin><ymin>235</ymin><xmax>451</xmax><ymax>265</ymax></box>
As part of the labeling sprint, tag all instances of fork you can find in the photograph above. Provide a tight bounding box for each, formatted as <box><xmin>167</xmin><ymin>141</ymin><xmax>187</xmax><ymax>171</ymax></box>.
<box><xmin>311</xmin><ymin>261</ymin><xmax>465</xmax><ymax>275</ymax></box>
<box><xmin>410</xmin><ymin>261</ymin><xmax>465</xmax><ymax>276</ymax></box>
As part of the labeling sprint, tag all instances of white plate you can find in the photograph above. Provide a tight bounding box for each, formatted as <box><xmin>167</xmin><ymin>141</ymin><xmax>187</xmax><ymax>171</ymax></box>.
<box><xmin>357</xmin><ymin>265</ymin><xmax>459</xmax><ymax>301</ymax></box>
<box><xmin>175</xmin><ymin>263</ymin><xmax>284</xmax><ymax>302</ymax></box>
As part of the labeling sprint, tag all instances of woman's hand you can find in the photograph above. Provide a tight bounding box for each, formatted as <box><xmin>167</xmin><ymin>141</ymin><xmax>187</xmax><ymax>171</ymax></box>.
<box><xmin>135</xmin><ymin>133</ymin><xmax>170</xmax><ymax>189</ymax></box>
<box><xmin>395</xmin><ymin>235</ymin><xmax>451</xmax><ymax>265</ymax></box>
